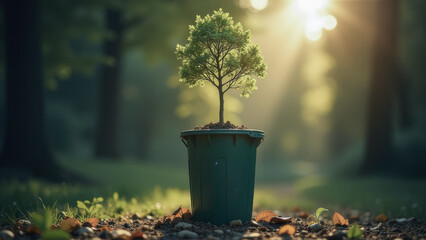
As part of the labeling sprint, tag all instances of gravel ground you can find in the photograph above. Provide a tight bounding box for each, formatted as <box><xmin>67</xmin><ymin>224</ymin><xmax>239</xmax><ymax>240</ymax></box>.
<box><xmin>1</xmin><ymin>210</ymin><xmax>425</xmax><ymax>240</ymax></box>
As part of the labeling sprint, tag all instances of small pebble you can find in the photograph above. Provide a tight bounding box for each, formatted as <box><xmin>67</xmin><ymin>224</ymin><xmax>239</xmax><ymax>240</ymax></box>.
<box><xmin>207</xmin><ymin>235</ymin><xmax>220</xmax><ymax>240</ymax></box>
<box><xmin>309</xmin><ymin>223</ymin><xmax>322</xmax><ymax>232</ymax></box>
<box><xmin>75</xmin><ymin>227</ymin><xmax>94</xmax><ymax>235</ymax></box>
<box><xmin>98</xmin><ymin>231</ymin><xmax>109</xmax><ymax>239</ymax></box>
<box><xmin>0</xmin><ymin>230</ymin><xmax>14</xmax><ymax>240</ymax></box>
<box><xmin>110</xmin><ymin>229</ymin><xmax>131</xmax><ymax>239</ymax></box>
<box><xmin>175</xmin><ymin>222</ymin><xmax>193</xmax><ymax>229</ymax></box>
<box><xmin>214</xmin><ymin>229</ymin><xmax>224</xmax><ymax>235</ymax></box>
<box><xmin>249</xmin><ymin>220</ymin><xmax>260</xmax><ymax>227</ymax></box>
<box><xmin>177</xmin><ymin>230</ymin><xmax>198</xmax><ymax>239</ymax></box>
<box><xmin>123</xmin><ymin>223</ymin><xmax>131</xmax><ymax>228</ymax></box>
<box><xmin>242</xmin><ymin>232</ymin><xmax>261</xmax><ymax>239</ymax></box>
<box><xmin>230</xmin><ymin>219</ymin><xmax>243</xmax><ymax>227</ymax></box>
<box><xmin>329</xmin><ymin>231</ymin><xmax>345</xmax><ymax>240</ymax></box>
<box><xmin>141</xmin><ymin>225</ymin><xmax>151</xmax><ymax>231</ymax></box>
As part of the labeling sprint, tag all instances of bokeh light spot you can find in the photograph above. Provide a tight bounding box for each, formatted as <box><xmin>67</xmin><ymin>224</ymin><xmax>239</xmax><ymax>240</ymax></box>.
<box><xmin>297</xmin><ymin>0</ymin><xmax>329</xmax><ymax>14</ymax></box>
<box><xmin>323</xmin><ymin>14</ymin><xmax>337</xmax><ymax>30</ymax></box>
<box><xmin>305</xmin><ymin>30</ymin><xmax>322</xmax><ymax>42</ymax></box>
<box><xmin>250</xmin><ymin>0</ymin><xmax>268</xmax><ymax>11</ymax></box>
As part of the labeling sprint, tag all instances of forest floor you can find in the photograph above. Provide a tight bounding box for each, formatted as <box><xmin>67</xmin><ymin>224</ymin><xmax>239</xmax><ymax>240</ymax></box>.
<box><xmin>1</xmin><ymin>157</ymin><xmax>426</xmax><ymax>239</ymax></box>
<box><xmin>1</xmin><ymin>208</ymin><xmax>425</xmax><ymax>239</ymax></box>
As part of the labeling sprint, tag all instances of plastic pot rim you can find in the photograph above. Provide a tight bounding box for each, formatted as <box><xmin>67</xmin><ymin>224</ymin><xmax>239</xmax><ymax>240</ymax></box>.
<box><xmin>180</xmin><ymin>129</ymin><xmax>264</xmax><ymax>139</ymax></box>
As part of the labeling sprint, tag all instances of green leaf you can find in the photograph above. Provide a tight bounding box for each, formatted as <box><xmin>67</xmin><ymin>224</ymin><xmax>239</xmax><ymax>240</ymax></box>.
<box><xmin>347</xmin><ymin>223</ymin><xmax>363</xmax><ymax>239</ymax></box>
<box><xmin>30</xmin><ymin>209</ymin><xmax>53</xmax><ymax>233</ymax></box>
<box><xmin>88</xmin><ymin>205</ymin><xmax>95</xmax><ymax>214</ymax></box>
<box><xmin>93</xmin><ymin>204</ymin><xmax>103</xmax><ymax>213</ymax></box>
<box><xmin>76</xmin><ymin>201</ymin><xmax>89</xmax><ymax>211</ymax></box>
<box><xmin>315</xmin><ymin>207</ymin><xmax>329</xmax><ymax>220</ymax></box>
<box><xmin>113</xmin><ymin>192</ymin><xmax>119</xmax><ymax>201</ymax></box>
<box><xmin>84</xmin><ymin>200</ymin><xmax>91</xmax><ymax>204</ymax></box>
<box><xmin>99</xmin><ymin>214</ymin><xmax>110</xmax><ymax>219</ymax></box>
<box><xmin>42</xmin><ymin>230</ymin><xmax>71</xmax><ymax>240</ymax></box>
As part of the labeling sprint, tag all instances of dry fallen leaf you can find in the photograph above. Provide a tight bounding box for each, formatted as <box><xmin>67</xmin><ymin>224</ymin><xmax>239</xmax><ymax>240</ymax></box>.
<box><xmin>99</xmin><ymin>225</ymin><xmax>112</xmax><ymax>232</ymax></box>
<box><xmin>60</xmin><ymin>218</ymin><xmax>81</xmax><ymax>232</ymax></box>
<box><xmin>170</xmin><ymin>206</ymin><xmax>192</xmax><ymax>221</ymax></box>
<box><xmin>83</xmin><ymin>218</ymin><xmax>99</xmax><ymax>227</ymax></box>
<box><xmin>24</xmin><ymin>226</ymin><xmax>42</xmax><ymax>235</ymax></box>
<box><xmin>255</xmin><ymin>210</ymin><xmax>277</xmax><ymax>222</ymax></box>
<box><xmin>131</xmin><ymin>231</ymin><xmax>147</xmax><ymax>239</ymax></box>
<box><xmin>375</xmin><ymin>214</ymin><xmax>388</xmax><ymax>223</ymax></box>
<box><xmin>299</xmin><ymin>211</ymin><xmax>309</xmax><ymax>219</ymax></box>
<box><xmin>333</xmin><ymin>212</ymin><xmax>349</xmax><ymax>227</ymax></box>
<box><xmin>278</xmin><ymin>224</ymin><xmax>296</xmax><ymax>235</ymax></box>
<box><xmin>271</xmin><ymin>216</ymin><xmax>292</xmax><ymax>224</ymax></box>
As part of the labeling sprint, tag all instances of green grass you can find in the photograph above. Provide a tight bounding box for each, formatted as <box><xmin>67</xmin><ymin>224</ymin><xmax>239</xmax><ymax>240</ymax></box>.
<box><xmin>295</xmin><ymin>176</ymin><xmax>426</xmax><ymax>219</ymax></box>
<box><xmin>1</xmin><ymin>156</ymin><xmax>425</xmax><ymax>225</ymax></box>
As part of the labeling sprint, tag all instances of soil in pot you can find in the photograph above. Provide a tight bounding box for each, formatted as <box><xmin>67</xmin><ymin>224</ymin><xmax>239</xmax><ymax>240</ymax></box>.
<box><xmin>194</xmin><ymin>121</ymin><xmax>248</xmax><ymax>130</ymax></box>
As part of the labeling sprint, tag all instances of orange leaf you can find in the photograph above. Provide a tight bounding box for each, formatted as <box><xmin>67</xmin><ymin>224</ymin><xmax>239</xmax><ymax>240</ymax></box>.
<box><xmin>170</xmin><ymin>206</ymin><xmax>192</xmax><ymax>221</ymax></box>
<box><xmin>255</xmin><ymin>210</ymin><xmax>277</xmax><ymax>222</ymax></box>
<box><xmin>375</xmin><ymin>214</ymin><xmax>388</xmax><ymax>223</ymax></box>
<box><xmin>83</xmin><ymin>218</ymin><xmax>99</xmax><ymax>227</ymax></box>
<box><xmin>100</xmin><ymin>225</ymin><xmax>112</xmax><ymax>232</ymax></box>
<box><xmin>299</xmin><ymin>211</ymin><xmax>309</xmax><ymax>219</ymax></box>
<box><xmin>131</xmin><ymin>231</ymin><xmax>147</xmax><ymax>239</ymax></box>
<box><xmin>60</xmin><ymin>217</ymin><xmax>81</xmax><ymax>232</ymax></box>
<box><xmin>25</xmin><ymin>226</ymin><xmax>42</xmax><ymax>235</ymax></box>
<box><xmin>333</xmin><ymin>212</ymin><xmax>349</xmax><ymax>227</ymax></box>
<box><xmin>271</xmin><ymin>216</ymin><xmax>292</xmax><ymax>224</ymax></box>
<box><xmin>278</xmin><ymin>224</ymin><xmax>296</xmax><ymax>235</ymax></box>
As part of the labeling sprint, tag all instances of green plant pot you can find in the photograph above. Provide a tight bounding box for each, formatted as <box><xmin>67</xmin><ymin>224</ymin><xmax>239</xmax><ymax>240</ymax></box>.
<box><xmin>181</xmin><ymin>129</ymin><xmax>264</xmax><ymax>225</ymax></box>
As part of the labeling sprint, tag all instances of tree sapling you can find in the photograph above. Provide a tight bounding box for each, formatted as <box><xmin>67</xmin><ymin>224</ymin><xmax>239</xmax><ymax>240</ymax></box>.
<box><xmin>176</xmin><ymin>9</ymin><xmax>267</xmax><ymax>125</ymax></box>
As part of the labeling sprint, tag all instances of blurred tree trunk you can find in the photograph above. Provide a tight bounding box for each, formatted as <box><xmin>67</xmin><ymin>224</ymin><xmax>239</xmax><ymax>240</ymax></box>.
<box><xmin>395</xmin><ymin>68</ymin><xmax>411</xmax><ymax>129</ymax></box>
<box><xmin>360</xmin><ymin>0</ymin><xmax>399</xmax><ymax>173</ymax></box>
<box><xmin>0</xmin><ymin>0</ymin><xmax>68</xmax><ymax>181</ymax></box>
<box><xmin>95</xmin><ymin>9</ymin><xmax>123</xmax><ymax>159</ymax></box>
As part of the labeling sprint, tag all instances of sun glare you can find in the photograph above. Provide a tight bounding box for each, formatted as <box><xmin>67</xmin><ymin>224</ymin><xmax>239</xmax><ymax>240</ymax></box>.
<box><xmin>292</xmin><ymin>0</ymin><xmax>337</xmax><ymax>41</ymax></box>
<box><xmin>249</xmin><ymin>0</ymin><xmax>268</xmax><ymax>11</ymax></box>
<box><xmin>323</xmin><ymin>15</ymin><xmax>337</xmax><ymax>30</ymax></box>
<box><xmin>297</xmin><ymin>0</ymin><xmax>329</xmax><ymax>14</ymax></box>
<box><xmin>305</xmin><ymin>30</ymin><xmax>322</xmax><ymax>42</ymax></box>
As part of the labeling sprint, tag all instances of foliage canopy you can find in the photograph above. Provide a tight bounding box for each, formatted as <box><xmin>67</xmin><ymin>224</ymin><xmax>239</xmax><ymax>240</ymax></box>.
<box><xmin>176</xmin><ymin>9</ymin><xmax>266</xmax><ymax>123</ymax></box>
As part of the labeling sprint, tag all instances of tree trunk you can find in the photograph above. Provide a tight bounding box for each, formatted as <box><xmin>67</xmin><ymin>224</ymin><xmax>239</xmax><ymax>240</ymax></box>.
<box><xmin>0</xmin><ymin>0</ymin><xmax>70</xmax><ymax>181</ymax></box>
<box><xmin>395</xmin><ymin>68</ymin><xmax>411</xmax><ymax>129</ymax></box>
<box><xmin>360</xmin><ymin>0</ymin><xmax>399</xmax><ymax>174</ymax></box>
<box><xmin>219</xmin><ymin>88</ymin><xmax>224</xmax><ymax>125</ymax></box>
<box><xmin>95</xmin><ymin>9</ymin><xmax>123</xmax><ymax>159</ymax></box>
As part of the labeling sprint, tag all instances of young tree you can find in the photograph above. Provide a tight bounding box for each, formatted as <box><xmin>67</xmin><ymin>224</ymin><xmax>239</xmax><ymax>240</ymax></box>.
<box><xmin>176</xmin><ymin>9</ymin><xmax>267</xmax><ymax>125</ymax></box>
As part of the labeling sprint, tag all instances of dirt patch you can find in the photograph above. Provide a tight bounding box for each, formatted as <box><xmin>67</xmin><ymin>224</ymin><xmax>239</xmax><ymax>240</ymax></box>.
<box><xmin>3</xmin><ymin>210</ymin><xmax>425</xmax><ymax>240</ymax></box>
<box><xmin>194</xmin><ymin>121</ymin><xmax>248</xmax><ymax>130</ymax></box>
